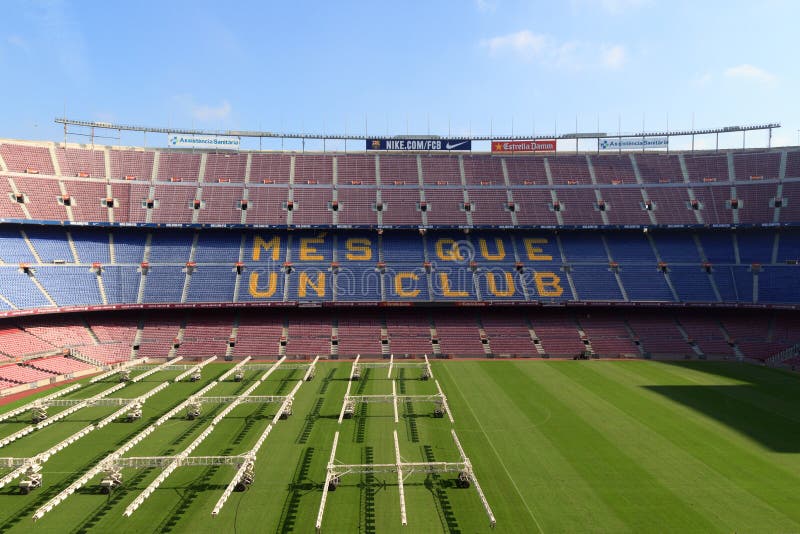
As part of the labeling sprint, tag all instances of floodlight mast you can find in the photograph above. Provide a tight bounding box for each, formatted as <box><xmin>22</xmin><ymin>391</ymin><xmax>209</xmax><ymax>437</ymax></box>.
<box><xmin>303</xmin><ymin>355</ymin><xmax>321</xmax><ymax>381</ymax></box>
<box><xmin>217</xmin><ymin>356</ymin><xmax>252</xmax><ymax>381</ymax></box>
<box><xmin>315</xmin><ymin>431</ymin><xmax>341</xmax><ymax>533</ymax></box>
<box><xmin>337</xmin><ymin>358</ymin><xmax>360</xmax><ymax>424</ymax></box>
<box><xmin>0</xmin><ymin>379</ymin><xmax>170</xmax><ymax>491</ymax></box>
<box><xmin>1</xmin><ymin>380</ymin><xmax>130</xmax><ymax>449</ymax></box>
<box><xmin>435</xmin><ymin>380</ymin><xmax>455</xmax><ymax>423</ymax></box>
<box><xmin>33</xmin><ymin>379</ymin><xmax>220</xmax><ymax>520</ymax></box>
<box><xmin>394</xmin><ymin>430</ymin><xmax>408</xmax><ymax>526</ymax></box>
<box><xmin>173</xmin><ymin>356</ymin><xmax>217</xmax><ymax>382</ymax></box>
<box><xmin>451</xmin><ymin>429</ymin><xmax>496</xmax><ymax>527</ymax></box>
<box><xmin>212</xmin><ymin>379</ymin><xmax>306</xmax><ymax>516</ymax></box>
<box><xmin>123</xmin><ymin>357</ymin><xmax>289</xmax><ymax>517</ymax></box>
<box><xmin>132</xmin><ymin>356</ymin><xmax>183</xmax><ymax>382</ymax></box>
<box><xmin>392</xmin><ymin>380</ymin><xmax>399</xmax><ymax>423</ymax></box>
<box><xmin>90</xmin><ymin>358</ymin><xmax>146</xmax><ymax>383</ymax></box>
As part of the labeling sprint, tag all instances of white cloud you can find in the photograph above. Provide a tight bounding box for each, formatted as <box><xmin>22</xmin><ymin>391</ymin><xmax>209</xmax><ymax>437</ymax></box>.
<box><xmin>192</xmin><ymin>100</ymin><xmax>232</xmax><ymax>121</ymax></box>
<box><xmin>724</xmin><ymin>64</ymin><xmax>777</xmax><ymax>85</ymax></box>
<box><xmin>475</xmin><ymin>0</ymin><xmax>497</xmax><ymax>12</ymax></box>
<box><xmin>480</xmin><ymin>30</ymin><xmax>626</xmax><ymax>70</ymax></box>
<box><xmin>601</xmin><ymin>45</ymin><xmax>626</xmax><ymax>69</ymax></box>
<box><xmin>481</xmin><ymin>30</ymin><xmax>547</xmax><ymax>59</ymax></box>
<box><xmin>172</xmin><ymin>95</ymin><xmax>233</xmax><ymax>122</ymax></box>
<box><xmin>690</xmin><ymin>72</ymin><xmax>713</xmax><ymax>88</ymax></box>
<box><xmin>6</xmin><ymin>35</ymin><xmax>29</xmax><ymax>50</ymax></box>
<box><xmin>571</xmin><ymin>0</ymin><xmax>651</xmax><ymax>14</ymax></box>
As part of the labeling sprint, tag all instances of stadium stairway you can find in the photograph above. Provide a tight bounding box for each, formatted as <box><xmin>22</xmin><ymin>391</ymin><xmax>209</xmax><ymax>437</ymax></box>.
<box><xmin>716</xmin><ymin>320</ymin><xmax>744</xmax><ymax>359</ymax></box>
<box><xmin>168</xmin><ymin>319</ymin><xmax>187</xmax><ymax>359</ymax></box>
<box><xmin>95</xmin><ymin>270</ymin><xmax>108</xmax><ymax>305</ymax></box>
<box><xmin>224</xmin><ymin>313</ymin><xmax>239</xmax><ymax>359</ymax></box>
<box><xmin>71</xmin><ymin>348</ymin><xmax>106</xmax><ymax>368</ymax></box>
<box><xmin>673</xmin><ymin>319</ymin><xmax>705</xmax><ymax>358</ymax></box>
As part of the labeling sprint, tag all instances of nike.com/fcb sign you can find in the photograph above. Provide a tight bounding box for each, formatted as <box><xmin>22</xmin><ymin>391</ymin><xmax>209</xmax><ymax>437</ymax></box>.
<box><xmin>366</xmin><ymin>138</ymin><xmax>472</xmax><ymax>151</ymax></box>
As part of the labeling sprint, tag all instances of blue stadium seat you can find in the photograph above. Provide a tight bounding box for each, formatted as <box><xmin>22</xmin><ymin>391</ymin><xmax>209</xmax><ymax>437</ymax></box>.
<box><xmin>149</xmin><ymin>231</ymin><xmax>193</xmax><ymax>263</ymax></box>
<box><xmin>193</xmin><ymin>231</ymin><xmax>242</xmax><ymax>263</ymax></box>
<box><xmin>72</xmin><ymin>229</ymin><xmax>111</xmax><ymax>264</ymax></box>
<box><xmin>652</xmin><ymin>232</ymin><xmax>702</xmax><ymax>262</ymax></box>
<box><xmin>384</xmin><ymin>265</ymin><xmax>430</xmax><ymax>301</ymax></box>
<box><xmin>776</xmin><ymin>231</ymin><xmax>800</xmax><ymax>263</ymax></box>
<box><xmin>102</xmin><ymin>266</ymin><xmax>140</xmax><ymax>303</ymax></box>
<box><xmin>668</xmin><ymin>266</ymin><xmax>717</xmax><ymax>302</ymax></box>
<box><xmin>25</xmin><ymin>228</ymin><xmax>75</xmax><ymax>263</ymax></box>
<box><xmin>142</xmin><ymin>266</ymin><xmax>185</xmax><ymax>302</ymax></box>
<box><xmin>476</xmin><ymin>267</ymin><xmax>527</xmax><ymax>301</ymax></box>
<box><xmin>382</xmin><ymin>233</ymin><xmax>425</xmax><ymax>262</ymax></box>
<box><xmin>111</xmin><ymin>231</ymin><xmax>147</xmax><ymax>264</ymax></box>
<box><xmin>605</xmin><ymin>233</ymin><xmax>657</xmax><ymax>263</ymax></box>
<box><xmin>618</xmin><ymin>266</ymin><xmax>675</xmax><ymax>301</ymax></box>
<box><xmin>186</xmin><ymin>266</ymin><xmax>236</xmax><ymax>302</ymax></box>
<box><xmin>34</xmin><ymin>266</ymin><xmax>103</xmax><ymax>306</ymax></box>
<box><xmin>758</xmin><ymin>266</ymin><xmax>800</xmax><ymax>303</ymax></box>
<box><xmin>0</xmin><ymin>267</ymin><xmax>53</xmax><ymax>308</ymax></box>
<box><xmin>0</xmin><ymin>228</ymin><xmax>38</xmax><ymax>264</ymax></box>
<box><xmin>560</xmin><ymin>233</ymin><xmax>608</xmax><ymax>263</ymax></box>
<box><xmin>700</xmin><ymin>233</ymin><xmax>736</xmax><ymax>263</ymax></box>
<box><xmin>737</xmin><ymin>231</ymin><xmax>775</xmax><ymax>264</ymax></box>
<box><xmin>334</xmin><ymin>267</ymin><xmax>382</xmax><ymax>301</ymax></box>
<box><xmin>570</xmin><ymin>265</ymin><xmax>624</xmax><ymax>301</ymax></box>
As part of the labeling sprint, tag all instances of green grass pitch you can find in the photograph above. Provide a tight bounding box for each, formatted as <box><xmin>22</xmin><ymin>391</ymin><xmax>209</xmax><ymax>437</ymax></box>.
<box><xmin>1</xmin><ymin>360</ymin><xmax>799</xmax><ymax>533</ymax></box>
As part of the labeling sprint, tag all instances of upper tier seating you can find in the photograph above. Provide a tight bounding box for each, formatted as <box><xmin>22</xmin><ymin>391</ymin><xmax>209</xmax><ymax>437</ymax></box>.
<box><xmin>0</xmin><ymin>142</ymin><xmax>796</xmax><ymax>228</ymax></box>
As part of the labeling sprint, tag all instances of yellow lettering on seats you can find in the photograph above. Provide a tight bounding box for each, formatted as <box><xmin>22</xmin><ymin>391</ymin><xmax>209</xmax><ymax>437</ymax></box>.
<box><xmin>435</xmin><ymin>239</ymin><xmax>463</xmax><ymax>261</ymax></box>
<box><xmin>534</xmin><ymin>272</ymin><xmax>563</xmax><ymax>297</ymax></box>
<box><xmin>439</xmin><ymin>273</ymin><xmax>468</xmax><ymax>297</ymax></box>
<box><xmin>524</xmin><ymin>238</ymin><xmax>553</xmax><ymax>261</ymax></box>
<box><xmin>252</xmin><ymin>235</ymin><xmax>281</xmax><ymax>262</ymax></box>
<box><xmin>299</xmin><ymin>234</ymin><xmax>325</xmax><ymax>261</ymax></box>
<box><xmin>248</xmin><ymin>271</ymin><xmax>278</xmax><ymax>298</ymax></box>
<box><xmin>299</xmin><ymin>272</ymin><xmax>326</xmax><ymax>297</ymax></box>
<box><xmin>394</xmin><ymin>272</ymin><xmax>420</xmax><ymax>297</ymax></box>
<box><xmin>479</xmin><ymin>238</ymin><xmax>506</xmax><ymax>261</ymax></box>
<box><xmin>345</xmin><ymin>238</ymin><xmax>372</xmax><ymax>261</ymax></box>
<box><xmin>487</xmin><ymin>271</ymin><xmax>515</xmax><ymax>297</ymax></box>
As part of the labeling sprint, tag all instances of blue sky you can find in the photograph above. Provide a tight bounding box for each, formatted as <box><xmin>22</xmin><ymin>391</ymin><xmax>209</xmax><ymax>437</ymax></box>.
<box><xmin>0</xmin><ymin>0</ymin><xmax>797</xmax><ymax>151</ymax></box>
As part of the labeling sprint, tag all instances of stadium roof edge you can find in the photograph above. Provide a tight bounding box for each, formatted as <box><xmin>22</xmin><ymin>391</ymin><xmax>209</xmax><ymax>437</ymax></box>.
<box><xmin>54</xmin><ymin>117</ymin><xmax>781</xmax><ymax>142</ymax></box>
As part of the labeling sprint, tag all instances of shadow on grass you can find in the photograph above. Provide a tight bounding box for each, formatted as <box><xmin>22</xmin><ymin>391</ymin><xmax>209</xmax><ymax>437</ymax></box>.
<box><xmin>422</xmin><ymin>445</ymin><xmax>461</xmax><ymax>534</ymax></box>
<box><xmin>0</xmin><ymin>449</ymin><xmax>111</xmax><ymax>534</ymax></box>
<box><xmin>361</xmin><ymin>446</ymin><xmax>376</xmax><ymax>534</ymax></box>
<box><xmin>69</xmin><ymin>467</ymin><xmax>156</xmax><ymax>534</ymax></box>
<box><xmin>317</xmin><ymin>368</ymin><xmax>337</xmax><ymax>395</ymax></box>
<box><xmin>296</xmin><ymin>398</ymin><xmax>323</xmax><ymax>445</ymax></box>
<box><xmin>275</xmin><ymin>446</ymin><xmax>317</xmax><ymax>533</ymax></box>
<box><xmin>644</xmin><ymin>384</ymin><xmax>800</xmax><ymax>452</ymax></box>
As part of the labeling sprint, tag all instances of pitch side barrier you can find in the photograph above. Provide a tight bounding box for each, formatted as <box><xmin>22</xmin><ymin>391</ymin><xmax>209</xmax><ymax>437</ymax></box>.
<box><xmin>31</xmin><ymin>357</ymin><xmax>253</xmax><ymax>520</ymax></box>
